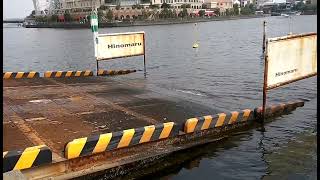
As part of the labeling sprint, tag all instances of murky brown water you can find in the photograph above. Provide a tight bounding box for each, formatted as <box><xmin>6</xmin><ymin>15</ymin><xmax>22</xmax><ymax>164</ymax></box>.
<box><xmin>3</xmin><ymin>15</ymin><xmax>317</xmax><ymax>179</ymax></box>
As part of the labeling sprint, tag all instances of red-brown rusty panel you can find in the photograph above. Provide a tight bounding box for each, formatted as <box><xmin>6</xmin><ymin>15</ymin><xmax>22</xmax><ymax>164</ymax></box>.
<box><xmin>31</xmin><ymin>86</ymin><xmax>78</xmax><ymax>99</ymax></box>
<box><xmin>80</xmin><ymin>110</ymin><xmax>152</xmax><ymax>134</ymax></box>
<box><xmin>51</xmin><ymin>96</ymin><xmax>110</xmax><ymax>115</ymax></box>
<box><xmin>3</xmin><ymin>88</ymin><xmax>45</xmax><ymax>102</ymax></box>
<box><xmin>8</xmin><ymin>100</ymin><xmax>72</xmax><ymax>120</ymax></box>
<box><xmin>3</xmin><ymin>123</ymin><xmax>34</xmax><ymax>151</ymax></box>
<box><xmin>50</xmin><ymin>76</ymin><xmax>111</xmax><ymax>85</ymax></box>
<box><xmin>3</xmin><ymin>78</ymin><xmax>57</xmax><ymax>87</ymax></box>
<box><xmin>26</xmin><ymin>114</ymin><xmax>95</xmax><ymax>152</ymax></box>
<box><xmin>126</xmin><ymin>99</ymin><xmax>219</xmax><ymax>124</ymax></box>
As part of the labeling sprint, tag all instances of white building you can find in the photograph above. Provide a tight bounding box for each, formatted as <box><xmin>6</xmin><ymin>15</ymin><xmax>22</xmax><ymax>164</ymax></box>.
<box><xmin>152</xmin><ymin>0</ymin><xmax>204</xmax><ymax>9</ymax></box>
<box><xmin>203</xmin><ymin>0</ymin><xmax>233</xmax><ymax>12</ymax></box>
<box><xmin>60</xmin><ymin>0</ymin><xmax>101</xmax><ymax>10</ymax></box>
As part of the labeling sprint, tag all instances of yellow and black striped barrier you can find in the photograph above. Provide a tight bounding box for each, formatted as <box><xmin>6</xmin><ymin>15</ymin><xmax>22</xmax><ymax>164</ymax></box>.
<box><xmin>65</xmin><ymin>122</ymin><xmax>179</xmax><ymax>159</ymax></box>
<box><xmin>184</xmin><ymin>109</ymin><xmax>253</xmax><ymax>134</ymax></box>
<box><xmin>254</xmin><ymin>101</ymin><xmax>304</xmax><ymax>120</ymax></box>
<box><xmin>3</xmin><ymin>72</ymin><xmax>40</xmax><ymax>79</ymax></box>
<box><xmin>184</xmin><ymin>101</ymin><xmax>305</xmax><ymax>134</ymax></box>
<box><xmin>97</xmin><ymin>69</ymin><xmax>137</xmax><ymax>76</ymax></box>
<box><xmin>3</xmin><ymin>145</ymin><xmax>52</xmax><ymax>173</ymax></box>
<box><xmin>44</xmin><ymin>70</ymin><xmax>93</xmax><ymax>78</ymax></box>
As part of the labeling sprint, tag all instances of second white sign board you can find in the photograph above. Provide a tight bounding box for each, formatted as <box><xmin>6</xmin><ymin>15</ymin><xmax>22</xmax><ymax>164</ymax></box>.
<box><xmin>266</xmin><ymin>33</ymin><xmax>317</xmax><ymax>89</ymax></box>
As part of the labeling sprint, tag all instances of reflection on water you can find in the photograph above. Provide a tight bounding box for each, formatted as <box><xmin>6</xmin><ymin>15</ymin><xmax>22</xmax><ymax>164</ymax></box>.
<box><xmin>3</xmin><ymin>15</ymin><xmax>317</xmax><ymax>179</ymax></box>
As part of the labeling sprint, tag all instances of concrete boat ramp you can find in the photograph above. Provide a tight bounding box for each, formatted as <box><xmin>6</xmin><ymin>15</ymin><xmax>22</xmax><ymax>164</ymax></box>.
<box><xmin>3</xmin><ymin>74</ymin><xmax>304</xmax><ymax>179</ymax></box>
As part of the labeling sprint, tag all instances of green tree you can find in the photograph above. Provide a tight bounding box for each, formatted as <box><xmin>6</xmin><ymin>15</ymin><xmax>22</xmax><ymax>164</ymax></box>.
<box><xmin>233</xmin><ymin>4</ymin><xmax>239</xmax><ymax>15</ymax></box>
<box><xmin>179</xmin><ymin>7</ymin><xmax>188</xmax><ymax>18</ymax></box>
<box><xmin>141</xmin><ymin>10</ymin><xmax>149</xmax><ymax>19</ymax></box>
<box><xmin>202</xmin><ymin>4</ymin><xmax>207</xmax><ymax>9</ymax></box>
<box><xmin>64</xmin><ymin>11</ymin><xmax>72</xmax><ymax>22</ymax></box>
<box><xmin>172</xmin><ymin>9</ymin><xmax>178</xmax><ymax>18</ymax></box>
<box><xmin>292</xmin><ymin>0</ymin><xmax>303</xmax><ymax>10</ymax></box>
<box><xmin>248</xmin><ymin>3</ymin><xmax>256</xmax><ymax>13</ymax></box>
<box><xmin>161</xmin><ymin>2</ymin><xmax>171</xmax><ymax>9</ymax></box>
<box><xmin>98</xmin><ymin>10</ymin><xmax>104</xmax><ymax>22</ymax></box>
<box><xmin>106</xmin><ymin>10</ymin><xmax>113</xmax><ymax>21</ymax></box>
<box><xmin>100</xmin><ymin>5</ymin><xmax>108</xmax><ymax>10</ymax></box>
<box><xmin>226</xmin><ymin>9</ymin><xmax>230</xmax><ymax>16</ymax></box>
<box><xmin>150</xmin><ymin>4</ymin><xmax>159</xmax><ymax>9</ymax></box>
<box><xmin>213</xmin><ymin>7</ymin><xmax>220</xmax><ymax>16</ymax></box>
<box><xmin>227</xmin><ymin>8</ymin><xmax>234</xmax><ymax>15</ymax></box>
<box><xmin>302</xmin><ymin>3</ymin><xmax>317</xmax><ymax>13</ymax></box>
<box><xmin>240</xmin><ymin>5</ymin><xmax>252</xmax><ymax>15</ymax></box>
<box><xmin>199</xmin><ymin>10</ymin><xmax>205</xmax><ymax>17</ymax></box>
<box><xmin>50</xmin><ymin>14</ymin><xmax>58</xmax><ymax>22</ymax></box>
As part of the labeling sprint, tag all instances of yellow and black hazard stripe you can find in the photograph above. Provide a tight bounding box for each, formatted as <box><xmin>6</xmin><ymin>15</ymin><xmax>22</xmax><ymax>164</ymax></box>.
<box><xmin>44</xmin><ymin>70</ymin><xmax>93</xmax><ymax>78</ymax></box>
<box><xmin>65</xmin><ymin>122</ymin><xmax>180</xmax><ymax>159</ymax></box>
<box><xmin>3</xmin><ymin>72</ymin><xmax>39</xmax><ymax>79</ymax></box>
<box><xmin>3</xmin><ymin>145</ymin><xmax>52</xmax><ymax>173</ymax></box>
<box><xmin>97</xmin><ymin>69</ymin><xmax>137</xmax><ymax>76</ymax></box>
<box><xmin>184</xmin><ymin>109</ymin><xmax>254</xmax><ymax>134</ymax></box>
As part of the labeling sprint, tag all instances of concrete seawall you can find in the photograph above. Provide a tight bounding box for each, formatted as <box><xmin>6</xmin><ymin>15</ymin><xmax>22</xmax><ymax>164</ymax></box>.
<box><xmin>24</xmin><ymin>15</ymin><xmax>266</xmax><ymax>28</ymax></box>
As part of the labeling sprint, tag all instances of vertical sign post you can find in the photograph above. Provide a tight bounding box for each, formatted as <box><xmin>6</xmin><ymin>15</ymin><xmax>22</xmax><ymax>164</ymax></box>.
<box><xmin>262</xmin><ymin>21</ymin><xmax>266</xmax><ymax>53</ymax></box>
<box><xmin>262</xmin><ymin>21</ymin><xmax>267</xmax><ymax>124</ymax></box>
<box><xmin>90</xmin><ymin>9</ymin><xmax>99</xmax><ymax>75</ymax></box>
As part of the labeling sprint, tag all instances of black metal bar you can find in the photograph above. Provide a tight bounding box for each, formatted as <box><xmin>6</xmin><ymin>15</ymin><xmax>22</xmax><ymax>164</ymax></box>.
<box><xmin>96</xmin><ymin>60</ymin><xmax>99</xmax><ymax>76</ymax></box>
<box><xmin>143</xmin><ymin>34</ymin><xmax>146</xmax><ymax>77</ymax></box>
<box><xmin>262</xmin><ymin>21</ymin><xmax>266</xmax><ymax>53</ymax></box>
<box><xmin>96</xmin><ymin>53</ymin><xmax>145</xmax><ymax>61</ymax></box>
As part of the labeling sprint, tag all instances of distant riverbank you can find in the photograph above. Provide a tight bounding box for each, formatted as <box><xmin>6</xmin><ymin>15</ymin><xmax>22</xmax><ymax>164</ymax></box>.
<box><xmin>24</xmin><ymin>15</ymin><xmax>267</xmax><ymax>28</ymax></box>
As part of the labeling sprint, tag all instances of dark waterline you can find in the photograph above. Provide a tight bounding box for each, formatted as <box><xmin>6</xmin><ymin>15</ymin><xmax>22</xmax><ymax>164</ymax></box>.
<box><xmin>3</xmin><ymin>15</ymin><xmax>317</xmax><ymax>179</ymax></box>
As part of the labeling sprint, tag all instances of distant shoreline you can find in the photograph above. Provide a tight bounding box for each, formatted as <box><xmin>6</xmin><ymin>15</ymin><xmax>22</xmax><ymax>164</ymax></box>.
<box><xmin>24</xmin><ymin>15</ymin><xmax>268</xmax><ymax>28</ymax></box>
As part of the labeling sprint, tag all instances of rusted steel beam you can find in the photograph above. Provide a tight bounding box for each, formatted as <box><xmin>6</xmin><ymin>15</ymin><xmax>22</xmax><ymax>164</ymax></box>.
<box><xmin>97</xmin><ymin>69</ymin><xmax>137</xmax><ymax>76</ymax></box>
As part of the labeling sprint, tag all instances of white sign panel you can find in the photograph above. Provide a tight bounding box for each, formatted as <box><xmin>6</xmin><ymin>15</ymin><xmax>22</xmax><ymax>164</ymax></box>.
<box><xmin>266</xmin><ymin>33</ymin><xmax>317</xmax><ymax>89</ymax></box>
<box><xmin>96</xmin><ymin>32</ymin><xmax>145</xmax><ymax>60</ymax></box>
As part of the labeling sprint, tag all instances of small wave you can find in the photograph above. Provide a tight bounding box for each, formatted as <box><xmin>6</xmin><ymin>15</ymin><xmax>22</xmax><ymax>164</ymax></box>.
<box><xmin>175</xmin><ymin>89</ymin><xmax>206</xmax><ymax>96</ymax></box>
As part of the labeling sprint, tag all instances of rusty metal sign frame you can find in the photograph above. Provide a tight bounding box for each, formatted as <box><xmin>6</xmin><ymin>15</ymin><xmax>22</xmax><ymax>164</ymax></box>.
<box><xmin>261</xmin><ymin>25</ymin><xmax>317</xmax><ymax>123</ymax></box>
<box><xmin>95</xmin><ymin>31</ymin><xmax>146</xmax><ymax>77</ymax></box>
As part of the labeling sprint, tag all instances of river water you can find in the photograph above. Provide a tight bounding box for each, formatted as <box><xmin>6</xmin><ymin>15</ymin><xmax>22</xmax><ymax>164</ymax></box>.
<box><xmin>3</xmin><ymin>15</ymin><xmax>317</xmax><ymax>179</ymax></box>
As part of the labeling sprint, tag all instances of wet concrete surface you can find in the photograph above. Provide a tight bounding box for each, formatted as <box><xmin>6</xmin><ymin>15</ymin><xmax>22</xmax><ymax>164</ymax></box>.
<box><xmin>3</xmin><ymin>77</ymin><xmax>220</xmax><ymax>159</ymax></box>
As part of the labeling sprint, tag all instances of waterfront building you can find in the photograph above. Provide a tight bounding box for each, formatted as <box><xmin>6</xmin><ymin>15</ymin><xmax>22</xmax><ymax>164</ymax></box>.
<box><xmin>256</xmin><ymin>0</ymin><xmax>274</xmax><ymax>7</ymax></box>
<box><xmin>103</xmin><ymin>0</ymin><xmax>143</xmax><ymax>6</ymax></box>
<box><xmin>151</xmin><ymin>0</ymin><xmax>204</xmax><ymax>9</ymax></box>
<box><xmin>60</xmin><ymin>0</ymin><xmax>102</xmax><ymax>10</ymax></box>
<box><xmin>239</xmin><ymin>0</ymin><xmax>254</xmax><ymax>6</ymax></box>
<box><xmin>203</xmin><ymin>0</ymin><xmax>233</xmax><ymax>14</ymax></box>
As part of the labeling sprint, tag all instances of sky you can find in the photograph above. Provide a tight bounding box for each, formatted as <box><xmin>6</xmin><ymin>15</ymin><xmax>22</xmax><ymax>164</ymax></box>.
<box><xmin>4</xmin><ymin>0</ymin><xmax>34</xmax><ymax>19</ymax></box>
